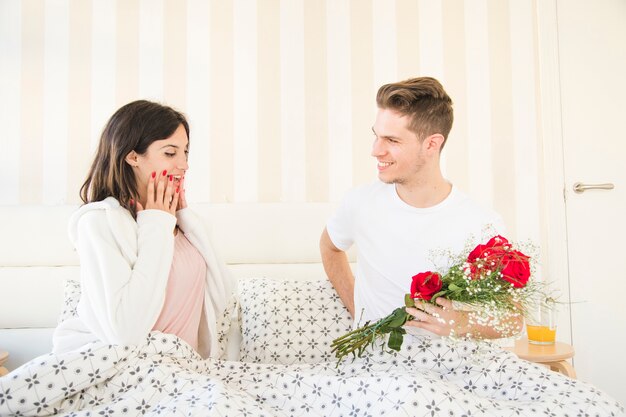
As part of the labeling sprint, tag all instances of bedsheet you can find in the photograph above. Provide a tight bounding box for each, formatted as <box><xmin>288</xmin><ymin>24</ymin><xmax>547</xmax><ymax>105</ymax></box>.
<box><xmin>0</xmin><ymin>332</ymin><xmax>623</xmax><ymax>416</ymax></box>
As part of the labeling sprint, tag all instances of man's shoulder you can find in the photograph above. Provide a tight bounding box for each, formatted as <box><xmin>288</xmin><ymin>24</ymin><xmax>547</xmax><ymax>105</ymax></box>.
<box><xmin>451</xmin><ymin>188</ymin><xmax>497</xmax><ymax>213</ymax></box>
<box><xmin>344</xmin><ymin>181</ymin><xmax>390</xmax><ymax>201</ymax></box>
<box><xmin>448</xmin><ymin>187</ymin><xmax>505</xmax><ymax>229</ymax></box>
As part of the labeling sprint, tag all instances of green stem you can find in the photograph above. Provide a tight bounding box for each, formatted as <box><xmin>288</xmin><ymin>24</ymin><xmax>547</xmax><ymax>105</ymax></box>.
<box><xmin>331</xmin><ymin>322</ymin><xmax>377</xmax><ymax>342</ymax></box>
<box><xmin>332</xmin><ymin>308</ymin><xmax>413</xmax><ymax>362</ymax></box>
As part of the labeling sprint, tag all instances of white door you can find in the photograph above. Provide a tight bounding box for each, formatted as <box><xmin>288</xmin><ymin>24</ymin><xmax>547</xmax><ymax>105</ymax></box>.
<box><xmin>557</xmin><ymin>0</ymin><xmax>626</xmax><ymax>404</ymax></box>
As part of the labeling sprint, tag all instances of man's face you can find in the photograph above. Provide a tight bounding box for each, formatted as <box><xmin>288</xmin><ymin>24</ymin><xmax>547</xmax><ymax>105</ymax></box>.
<box><xmin>371</xmin><ymin>108</ymin><xmax>426</xmax><ymax>185</ymax></box>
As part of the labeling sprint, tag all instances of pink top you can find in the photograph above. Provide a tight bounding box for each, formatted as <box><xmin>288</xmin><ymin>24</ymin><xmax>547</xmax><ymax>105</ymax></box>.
<box><xmin>152</xmin><ymin>231</ymin><xmax>206</xmax><ymax>351</ymax></box>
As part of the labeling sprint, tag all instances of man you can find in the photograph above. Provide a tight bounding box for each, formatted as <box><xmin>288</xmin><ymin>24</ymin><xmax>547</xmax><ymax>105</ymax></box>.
<box><xmin>320</xmin><ymin>77</ymin><xmax>519</xmax><ymax>339</ymax></box>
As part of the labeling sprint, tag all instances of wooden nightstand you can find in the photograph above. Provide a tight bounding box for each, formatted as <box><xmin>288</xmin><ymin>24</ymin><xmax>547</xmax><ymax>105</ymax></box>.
<box><xmin>0</xmin><ymin>351</ymin><xmax>8</xmax><ymax>377</ymax></box>
<box><xmin>504</xmin><ymin>338</ymin><xmax>576</xmax><ymax>378</ymax></box>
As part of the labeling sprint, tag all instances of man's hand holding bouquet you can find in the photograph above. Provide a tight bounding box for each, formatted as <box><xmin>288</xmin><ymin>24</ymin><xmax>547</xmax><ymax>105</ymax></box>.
<box><xmin>331</xmin><ymin>235</ymin><xmax>544</xmax><ymax>363</ymax></box>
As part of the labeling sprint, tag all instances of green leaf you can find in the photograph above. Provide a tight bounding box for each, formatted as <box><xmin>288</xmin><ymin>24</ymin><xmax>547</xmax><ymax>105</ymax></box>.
<box><xmin>431</xmin><ymin>290</ymin><xmax>447</xmax><ymax>301</ymax></box>
<box><xmin>404</xmin><ymin>294</ymin><xmax>415</xmax><ymax>308</ymax></box>
<box><xmin>388</xmin><ymin>329</ymin><xmax>404</xmax><ymax>351</ymax></box>
<box><xmin>386</xmin><ymin>308</ymin><xmax>409</xmax><ymax>328</ymax></box>
<box><xmin>448</xmin><ymin>283</ymin><xmax>461</xmax><ymax>291</ymax></box>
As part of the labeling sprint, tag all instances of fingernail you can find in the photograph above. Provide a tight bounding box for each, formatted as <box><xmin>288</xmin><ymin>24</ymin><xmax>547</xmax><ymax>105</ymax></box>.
<box><xmin>151</xmin><ymin>171</ymin><xmax>156</xmax><ymax>178</ymax></box>
<box><xmin>169</xmin><ymin>175</ymin><xmax>173</xmax><ymax>181</ymax></box>
<box><xmin>176</xmin><ymin>187</ymin><xmax>180</xmax><ymax>193</ymax></box>
<box><xmin>162</xmin><ymin>169</ymin><xmax>167</xmax><ymax>176</ymax></box>
<box><xmin>130</xmin><ymin>198</ymin><xmax>134</xmax><ymax>206</ymax></box>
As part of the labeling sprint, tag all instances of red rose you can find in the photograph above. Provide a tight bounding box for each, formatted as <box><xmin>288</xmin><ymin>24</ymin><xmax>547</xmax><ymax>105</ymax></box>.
<box><xmin>499</xmin><ymin>250</ymin><xmax>531</xmax><ymax>288</ymax></box>
<box><xmin>485</xmin><ymin>235</ymin><xmax>511</xmax><ymax>249</ymax></box>
<box><xmin>410</xmin><ymin>271</ymin><xmax>443</xmax><ymax>301</ymax></box>
<box><xmin>467</xmin><ymin>235</ymin><xmax>511</xmax><ymax>263</ymax></box>
<box><xmin>466</xmin><ymin>235</ymin><xmax>513</xmax><ymax>278</ymax></box>
<box><xmin>466</xmin><ymin>243</ymin><xmax>487</xmax><ymax>264</ymax></box>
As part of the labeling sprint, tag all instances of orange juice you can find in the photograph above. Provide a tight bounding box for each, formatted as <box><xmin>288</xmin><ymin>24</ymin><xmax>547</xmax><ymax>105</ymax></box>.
<box><xmin>526</xmin><ymin>324</ymin><xmax>556</xmax><ymax>345</ymax></box>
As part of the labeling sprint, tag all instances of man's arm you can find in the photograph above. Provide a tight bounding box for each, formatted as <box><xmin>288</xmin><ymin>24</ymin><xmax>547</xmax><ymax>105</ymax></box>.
<box><xmin>320</xmin><ymin>227</ymin><xmax>355</xmax><ymax>318</ymax></box>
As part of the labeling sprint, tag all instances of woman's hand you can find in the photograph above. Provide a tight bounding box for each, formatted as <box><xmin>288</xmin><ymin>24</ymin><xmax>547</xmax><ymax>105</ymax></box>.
<box><xmin>177</xmin><ymin>175</ymin><xmax>187</xmax><ymax>210</ymax></box>
<box><xmin>405</xmin><ymin>298</ymin><xmax>470</xmax><ymax>337</ymax></box>
<box><xmin>135</xmin><ymin>170</ymin><xmax>179</xmax><ymax>215</ymax></box>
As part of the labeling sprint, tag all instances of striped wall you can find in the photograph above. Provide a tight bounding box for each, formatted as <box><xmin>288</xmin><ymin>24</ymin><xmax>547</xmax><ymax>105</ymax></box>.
<box><xmin>0</xmin><ymin>0</ymin><xmax>543</xmax><ymax>243</ymax></box>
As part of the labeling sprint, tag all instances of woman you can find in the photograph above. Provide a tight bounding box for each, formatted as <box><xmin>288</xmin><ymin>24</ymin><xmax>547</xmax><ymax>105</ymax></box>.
<box><xmin>52</xmin><ymin>100</ymin><xmax>233</xmax><ymax>358</ymax></box>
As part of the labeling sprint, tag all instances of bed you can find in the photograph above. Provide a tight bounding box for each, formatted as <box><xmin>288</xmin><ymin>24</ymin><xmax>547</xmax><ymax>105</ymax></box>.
<box><xmin>0</xmin><ymin>204</ymin><xmax>623</xmax><ymax>416</ymax></box>
<box><xmin>0</xmin><ymin>203</ymin><xmax>342</xmax><ymax>368</ymax></box>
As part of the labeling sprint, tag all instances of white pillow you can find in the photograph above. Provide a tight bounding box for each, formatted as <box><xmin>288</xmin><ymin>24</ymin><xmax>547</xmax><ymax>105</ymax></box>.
<box><xmin>57</xmin><ymin>277</ymin><xmax>354</xmax><ymax>365</ymax></box>
<box><xmin>236</xmin><ymin>278</ymin><xmax>353</xmax><ymax>364</ymax></box>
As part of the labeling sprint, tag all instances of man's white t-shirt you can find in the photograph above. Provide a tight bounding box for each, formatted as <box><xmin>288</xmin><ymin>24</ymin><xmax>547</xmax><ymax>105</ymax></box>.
<box><xmin>327</xmin><ymin>181</ymin><xmax>505</xmax><ymax>325</ymax></box>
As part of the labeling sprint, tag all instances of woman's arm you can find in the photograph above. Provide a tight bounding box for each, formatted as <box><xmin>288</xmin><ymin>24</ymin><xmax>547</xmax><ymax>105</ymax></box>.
<box><xmin>76</xmin><ymin>208</ymin><xmax>176</xmax><ymax>345</ymax></box>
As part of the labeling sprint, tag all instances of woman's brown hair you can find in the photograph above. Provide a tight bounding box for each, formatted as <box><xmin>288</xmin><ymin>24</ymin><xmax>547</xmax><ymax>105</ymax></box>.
<box><xmin>80</xmin><ymin>100</ymin><xmax>189</xmax><ymax>215</ymax></box>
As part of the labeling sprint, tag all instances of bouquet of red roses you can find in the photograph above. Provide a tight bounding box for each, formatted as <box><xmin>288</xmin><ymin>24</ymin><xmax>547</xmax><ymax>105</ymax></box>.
<box><xmin>331</xmin><ymin>235</ymin><xmax>542</xmax><ymax>362</ymax></box>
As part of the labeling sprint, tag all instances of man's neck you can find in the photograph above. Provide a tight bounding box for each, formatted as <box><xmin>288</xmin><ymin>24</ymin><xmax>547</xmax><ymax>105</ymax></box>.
<box><xmin>395</xmin><ymin>176</ymin><xmax>452</xmax><ymax>208</ymax></box>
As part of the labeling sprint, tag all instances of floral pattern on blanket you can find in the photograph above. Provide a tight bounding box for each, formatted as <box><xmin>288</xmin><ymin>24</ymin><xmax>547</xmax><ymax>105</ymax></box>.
<box><xmin>0</xmin><ymin>333</ymin><xmax>623</xmax><ymax>417</ymax></box>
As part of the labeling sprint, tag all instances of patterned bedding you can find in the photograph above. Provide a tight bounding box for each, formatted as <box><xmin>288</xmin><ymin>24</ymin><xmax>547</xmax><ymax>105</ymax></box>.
<box><xmin>1</xmin><ymin>332</ymin><xmax>623</xmax><ymax>416</ymax></box>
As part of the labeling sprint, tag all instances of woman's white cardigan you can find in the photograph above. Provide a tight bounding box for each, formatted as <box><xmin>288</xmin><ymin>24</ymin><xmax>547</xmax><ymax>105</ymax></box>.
<box><xmin>52</xmin><ymin>197</ymin><xmax>234</xmax><ymax>358</ymax></box>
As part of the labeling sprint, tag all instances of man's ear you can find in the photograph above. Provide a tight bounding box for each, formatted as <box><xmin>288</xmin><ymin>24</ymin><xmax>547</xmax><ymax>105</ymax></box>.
<box><xmin>125</xmin><ymin>151</ymin><xmax>139</xmax><ymax>167</ymax></box>
<box><xmin>423</xmin><ymin>134</ymin><xmax>445</xmax><ymax>153</ymax></box>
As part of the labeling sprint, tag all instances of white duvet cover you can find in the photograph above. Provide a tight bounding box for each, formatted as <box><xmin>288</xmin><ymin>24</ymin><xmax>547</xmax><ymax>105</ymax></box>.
<box><xmin>0</xmin><ymin>332</ymin><xmax>623</xmax><ymax>416</ymax></box>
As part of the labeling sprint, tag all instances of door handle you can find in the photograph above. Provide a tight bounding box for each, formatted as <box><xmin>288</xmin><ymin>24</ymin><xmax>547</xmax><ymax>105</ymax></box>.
<box><xmin>573</xmin><ymin>182</ymin><xmax>615</xmax><ymax>193</ymax></box>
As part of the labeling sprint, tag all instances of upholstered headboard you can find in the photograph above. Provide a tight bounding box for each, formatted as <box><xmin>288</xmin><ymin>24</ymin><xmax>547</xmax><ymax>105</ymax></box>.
<box><xmin>0</xmin><ymin>203</ymin><xmax>355</xmax><ymax>371</ymax></box>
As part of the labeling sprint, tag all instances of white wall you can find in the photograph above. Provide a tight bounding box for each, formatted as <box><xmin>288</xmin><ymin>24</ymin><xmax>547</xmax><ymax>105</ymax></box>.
<box><xmin>0</xmin><ymin>0</ymin><xmax>561</xmax><ymax>341</ymax></box>
<box><xmin>0</xmin><ymin>0</ymin><xmax>544</xmax><ymax>242</ymax></box>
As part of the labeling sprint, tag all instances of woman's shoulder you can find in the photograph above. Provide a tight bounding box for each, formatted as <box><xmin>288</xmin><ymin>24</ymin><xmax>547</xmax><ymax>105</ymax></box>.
<box><xmin>72</xmin><ymin>197</ymin><xmax>125</xmax><ymax>222</ymax></box>
<box><xmin>74</xmin><ymin>197</ymin><xmax>122</xmax><ymax>215</ymax></box>
<box><xmin>69</xmin><ymin>197</ymin><xmax>129</xmax><ymax>242</ymax></box>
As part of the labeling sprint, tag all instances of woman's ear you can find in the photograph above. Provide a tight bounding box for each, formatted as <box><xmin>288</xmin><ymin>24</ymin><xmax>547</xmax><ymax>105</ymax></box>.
<box><xmin>125</xmin><ymin>151</ymin><xmax>139</xmax><ymax>167</ymax></box>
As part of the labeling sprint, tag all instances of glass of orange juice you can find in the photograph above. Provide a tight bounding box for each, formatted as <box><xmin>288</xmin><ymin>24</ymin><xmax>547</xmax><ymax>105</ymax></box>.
<box><xmin>526</xmin><ymin>298</ymin><xmax>557</xmax><ymax>345</ymax></box>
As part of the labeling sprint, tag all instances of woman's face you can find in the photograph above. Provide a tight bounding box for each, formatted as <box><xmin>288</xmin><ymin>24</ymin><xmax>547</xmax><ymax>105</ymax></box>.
<box><xmin>129</xmin><ymin>124</ymin><xmax>189</xmax><ymax>204</ymax></box>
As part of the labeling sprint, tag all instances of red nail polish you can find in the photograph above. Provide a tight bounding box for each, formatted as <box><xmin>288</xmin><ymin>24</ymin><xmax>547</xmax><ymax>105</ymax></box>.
<box><xmin>162</xmin><ymin>170</ymin><xmax>167</xmax><ymax>176</ymax></box>
<box><xmin>176</xmin><ymin>187</ymin><xmax>180</xmax><ymax>193</ymax></box>
<box><xmin>130</xmin><ymin>198</ymin><xmax>134</xmax><ymax>206</ymax></box>
<box><xmin>169</xmin><ymin>175</ymin><xmax>173</xmax><ymax>181</ymax></box>
<box><xmin>151</xmin><ymin>171</ymin><xmax>156</xmax><ymax>178</ymax></box>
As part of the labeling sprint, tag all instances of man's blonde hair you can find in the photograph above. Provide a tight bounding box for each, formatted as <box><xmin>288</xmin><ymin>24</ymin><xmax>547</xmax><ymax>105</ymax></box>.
<box><xmin>376</xmin><ymin>77</ymin><xmax>453</xmax><ymax>149</ymax></box>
